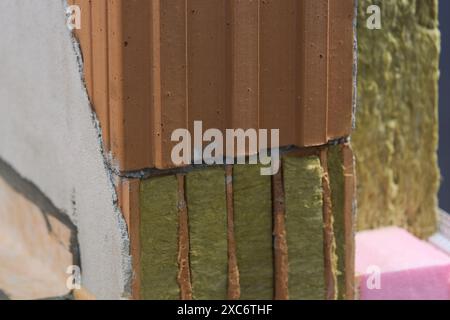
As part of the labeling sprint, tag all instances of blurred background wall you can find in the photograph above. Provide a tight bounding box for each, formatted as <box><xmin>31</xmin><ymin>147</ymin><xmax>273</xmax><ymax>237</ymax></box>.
<box><xmin>354</xmin><ymin>0</ymin><xmax>441</xmax><ymax>238</ymax></box>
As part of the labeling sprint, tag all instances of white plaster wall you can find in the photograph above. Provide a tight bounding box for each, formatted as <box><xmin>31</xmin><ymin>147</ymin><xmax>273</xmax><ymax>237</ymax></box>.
<box><xmin>0</xmin><ymin>0</ymin><xmax>131</xmax><ymax>299</ymax></box>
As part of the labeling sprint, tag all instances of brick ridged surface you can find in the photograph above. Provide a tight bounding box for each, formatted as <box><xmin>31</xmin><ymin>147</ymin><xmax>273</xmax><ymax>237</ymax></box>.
<box><xmin>71</xmin><ymin>0</ymin><xmax>354</xmax><ymax>171</ymax></box>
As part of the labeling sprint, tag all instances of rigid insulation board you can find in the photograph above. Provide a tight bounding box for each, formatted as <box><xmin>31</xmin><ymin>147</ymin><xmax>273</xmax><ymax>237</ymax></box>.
<box><xmin>354</xmin><ymin>0</ymin><xmax>440</xmax><ymax>238</ymax></box>
<box><xmin>70</xmin><ymin>0</ymin><xmax>355</xmax><ymax>171</ymax></box>
<box><xmin>233</xmin><ymin>165</ymin><xmax>273</xmax><ymax>300</ymax></box>
<box><xmin>283</xmin><ymin>156</ymin><xmax>325</xmax><ymax>300</ymax></box>
<box><xmin>186</xmin><ymin>168</ymin><xmax>228</xmax><ymax>300</ymax></box>
<box><xmin>140</xmin><ymin>176</ymin><xmax>179</xmax><ymax>300</ymax></box>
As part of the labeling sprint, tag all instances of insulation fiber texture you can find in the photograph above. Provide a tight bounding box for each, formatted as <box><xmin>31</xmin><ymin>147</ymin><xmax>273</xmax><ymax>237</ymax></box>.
<box><xmin>140</xmin><ymin>176</ymin><xmax>179</xmax><ymax>300</ymax></box>
<box><xmin>354</xmin><ymin>0</ymin><xmax>441</xmax><ymax>238</ymax></box>
<box><xmin>328</xmin><ymin>146</ymin><xmax>347</xmax><ymax>299</ymax></box>
<box><xmin>186</xmin><ymin>168</ymin><xmax>228</xmax><ymax>300</ymax></box>
<box><xmin>283</xmin><ymin>156</ymin><xmax>325</xmax><ymax>300</ymax></box>
<box><xmin>233</xmin><ymin>165</ymin><xmax>273</xmax><ymax>300</ymax></box>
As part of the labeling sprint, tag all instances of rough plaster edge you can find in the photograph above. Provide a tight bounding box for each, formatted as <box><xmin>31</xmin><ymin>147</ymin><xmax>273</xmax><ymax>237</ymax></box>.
<box><xmin>62</xmin><ymin>0</ymin><xmax>132</xmax><ymax>299</ymax></box>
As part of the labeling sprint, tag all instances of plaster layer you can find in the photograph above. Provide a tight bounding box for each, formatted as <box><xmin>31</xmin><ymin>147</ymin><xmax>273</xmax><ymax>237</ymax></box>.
<box><xmin>354</xmin><ymin>0</ymin><xmax>441</xmax><ymax>238</ymax></box>
<box><xmin>0</xmin><ymin>0</ymin><xmax>131</xmax><ymax>298</ymax></box>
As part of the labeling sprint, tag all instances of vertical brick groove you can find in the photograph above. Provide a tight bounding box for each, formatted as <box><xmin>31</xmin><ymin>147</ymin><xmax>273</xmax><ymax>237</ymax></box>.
<box><xmin>151</xmin><ymin>0</ymin><xmax>162</xmax><ymax>167</ymax></box>
<box><xmin>225</xmin><ymin>165</ymin><xmax>240</xmax><ymax>300</ymax></box>
<box><xmin>176</xmin><ymin>174</ymin><xmax>193</xmax><ymax>300</ymax></box>
<box><xmin>342</xmin><ymin>144</ymin><xmax>356</xmax><ymax>300</ymax></box>
<box><xmin>320</xmin><ymin>149</ymin><xmax>338</xmax><ymax>300</ymax></box>
<box><xmin>91</xmin><ymin>0</ymin><xmax>111</xmax><ymax>150</ymax></box>
<box><xmin>327</xmin><ymin>0</ymin><xmax>355</xmax><ymax>138</ymax></box>
<box><xmin>229</xmin><ymin>0</ymin><xmax>260</xmax><ymax>131</ymax></box>
<box><xmin>328</xmin><ymin>144</ymin><xmax>355</xmax><ymax>300</ymax></box>
<box><xmin>272</xmin><ymin>169</ymin><xmax>289</xmax><ymax>300</ymax></box>
<box><xmin>118</xmin><ymin>178</ymin><xmax>141</xmax><ymax>300</ymax></box>
<box><xmin>297</xmin><ymin>0</ymin><xmax>329</xmax><ymax>146</ymax></box>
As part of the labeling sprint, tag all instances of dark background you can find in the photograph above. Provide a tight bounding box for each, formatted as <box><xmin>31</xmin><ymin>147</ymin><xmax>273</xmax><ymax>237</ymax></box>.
<box><xmin>439</xmin><ymin>0</ymin><xmax>450</xmax><ymax>213</ymax></box>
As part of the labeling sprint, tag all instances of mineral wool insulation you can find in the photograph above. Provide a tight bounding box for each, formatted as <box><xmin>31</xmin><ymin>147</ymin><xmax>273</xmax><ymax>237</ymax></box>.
<box><xmin>354</xmin><ymin>0</ymin><xmax>441</xmax><ymax>238</ymax></box>
<box><xmin>0</xmin><ymin>0</ymin><xmax>131</xmax><ymax>298</ymax></box>
<box><xmin>137</xmin><ymin>150</ymin><xmax>352</xmax><ymax>300</ymax></box>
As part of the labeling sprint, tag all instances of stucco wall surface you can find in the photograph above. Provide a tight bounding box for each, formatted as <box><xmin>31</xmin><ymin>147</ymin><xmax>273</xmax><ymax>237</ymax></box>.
<box><xmin>0</xmin><ymin>0</ymin><xmax>131</xmax><ymax>299</ymax></box>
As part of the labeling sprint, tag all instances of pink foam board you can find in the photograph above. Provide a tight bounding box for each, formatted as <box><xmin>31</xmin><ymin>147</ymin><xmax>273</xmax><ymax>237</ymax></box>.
<box><xmin>356</xmin><ymin>227</ymin><xmax>450</xmax><ymax>300</ymax></box>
